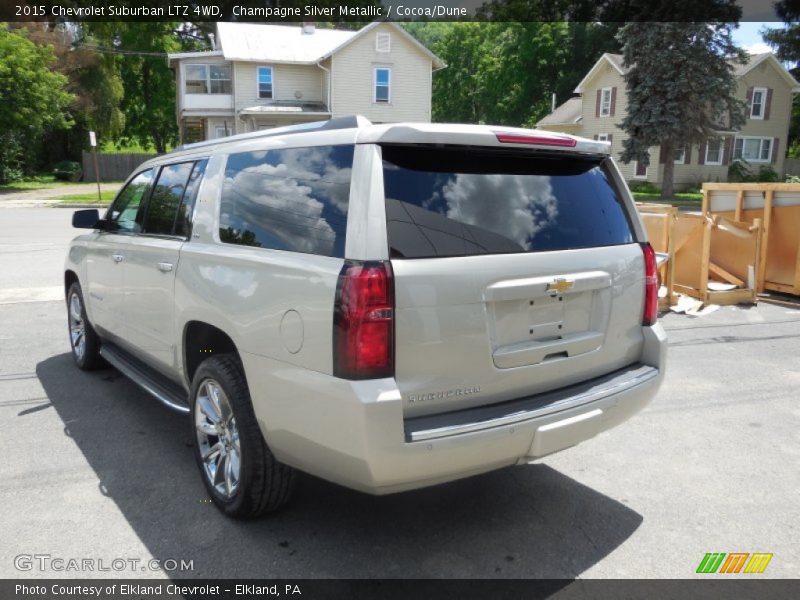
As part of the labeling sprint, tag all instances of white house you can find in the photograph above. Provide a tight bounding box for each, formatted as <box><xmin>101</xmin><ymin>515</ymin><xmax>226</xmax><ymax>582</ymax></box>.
<box><xmin>168</xmin><ymin>22</ymin><xmax>446</xmax><ymax>143</ymax></box>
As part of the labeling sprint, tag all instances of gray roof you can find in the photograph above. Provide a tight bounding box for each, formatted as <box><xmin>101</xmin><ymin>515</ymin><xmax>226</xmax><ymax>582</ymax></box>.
<box><xmin>536</xmin><ymin>97</ymin><xmax>582</xmax><ymax>126</ymax></box>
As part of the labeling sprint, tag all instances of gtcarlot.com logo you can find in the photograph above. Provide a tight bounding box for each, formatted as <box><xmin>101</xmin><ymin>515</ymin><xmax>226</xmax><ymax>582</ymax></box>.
<box><xmin>697</xmin><ymin>552</ymin><xmax>773</xmax><ymax>574</ymax></box>
<box><xmin>14</xmin><ymin>554</ymin><xmax>194</xmax><ymax>573</ymax></box>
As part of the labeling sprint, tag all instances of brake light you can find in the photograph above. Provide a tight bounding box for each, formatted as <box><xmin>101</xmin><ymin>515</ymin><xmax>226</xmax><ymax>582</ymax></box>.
<box><xmin>495</xmin><ymin>132</ymin><xmax>577</xmax><ymax>147</ymax></box>
<box><xmin>641</xmin><ymin>242</ymin><xmax>658</xmax><ymax>326</ymax></box>
<box><xmin>333</xmin><ymin>261</ymin><xmax>394</xmax><ymax>379</ymax></box>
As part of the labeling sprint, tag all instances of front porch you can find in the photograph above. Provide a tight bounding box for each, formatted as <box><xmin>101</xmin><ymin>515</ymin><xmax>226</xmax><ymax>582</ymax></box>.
<box><xmin>179</xmin><ymin>102</ymin><xmax>331</xmax><ymax>144</ymax></box>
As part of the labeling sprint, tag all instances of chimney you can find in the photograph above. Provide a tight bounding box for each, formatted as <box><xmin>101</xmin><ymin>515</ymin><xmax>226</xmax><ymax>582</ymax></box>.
<box><xmin>208</xmin><ymin>33</ymin><xmax>216</xmax><ymax>51</ymax></box>
<box><xmin>551</xmin><ymin>93</ymin><xmax>556</xmax><ymax>113</ymax></box>
<box><xmin>302</xmin><ymin>22</ymin><xmax>315</xmax><ymax>35</ymax></box>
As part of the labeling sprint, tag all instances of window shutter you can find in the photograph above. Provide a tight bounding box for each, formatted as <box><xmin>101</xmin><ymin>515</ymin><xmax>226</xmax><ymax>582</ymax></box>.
<box><xmin>610</xmin><ymin>87</ymin><xmax>617</xmax><ymax>116</ymax></box>
<box><xmin>722</xmin><ymin>138</ymin><xmax>732</xmax><ymax>165</ymax></box>
<box><xmin>772</xmin><ymin>137</ymin><xmax>780</xmax><ymax>164</ymax></box>
<box><xmin>698</xmin><ymin>140</ymin><xmax>706</xmax><ymax>165</ymax></box>
<box><xmin>608</xmin><ymin>134</ymin><xmax>613</xmax><ymax>144</ymax></box>
<box><xmin>595</xmin><ymin>90</ymin><xmax>601</xmax><ymax>118</ymax></box>
<box><xmin>376</xmin><ymin>33</ymin><xmax>391</xmax><ymax>53</ymax></box>
<box><xmin>746</xmin><ymin>87</ymin><xmax>753</xmax><ymax>115</ymax></box>
<box><xmin>764</xmin><ymin>88</ymin><xmax>773</xmax><ymax>120</ymax></box>
<box><xmin>593</xmin><ymin>134</ymin><xmax>598</xmax><ymax>140</ymax></box>
<box><xmin>684</xmin><ymin>144</ymin><xmax>691</xmax><ymax>165</ymax></box>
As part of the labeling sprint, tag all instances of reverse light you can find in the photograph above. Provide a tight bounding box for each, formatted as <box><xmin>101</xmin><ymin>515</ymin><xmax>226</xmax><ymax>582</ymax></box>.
<box><xmin>333</xmin><ymin>261</ymin><xmax>394</xmax><ymax>379</ymax></box>
<box><xmin>641</xmin><ymin>242</ymin><xmax>659</xmax><ymax>326</ymax></box>
<box><xmin>495</xmin><ymin>132</ymin><xmax>577</xmax><ymax>147</ymax></box>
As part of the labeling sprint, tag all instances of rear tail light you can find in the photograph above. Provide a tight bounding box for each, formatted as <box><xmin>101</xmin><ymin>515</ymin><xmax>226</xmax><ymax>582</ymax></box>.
<box><xmin>333</xmin><ymin>261</ymin><xmax>394</xmax><ymax>379</ymax></box>
<box><xmin>641</xmin><ymin>242</ymin><xmax>658</xmax><ymax>326</ymax></box>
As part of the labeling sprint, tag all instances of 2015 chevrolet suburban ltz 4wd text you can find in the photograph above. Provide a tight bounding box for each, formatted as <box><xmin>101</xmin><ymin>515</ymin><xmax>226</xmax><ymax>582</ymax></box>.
<box><xmin>64</xmin><ymin>116</ymin><xmax>666</xmax><ymax>518</ymax></box>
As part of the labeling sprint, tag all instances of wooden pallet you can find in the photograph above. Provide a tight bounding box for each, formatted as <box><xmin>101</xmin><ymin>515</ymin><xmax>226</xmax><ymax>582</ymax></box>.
<box><xmin>703</xmin><ymin>183</ymin><xmax>800</xmax><ymax>297</ymax></box>
<box><xmin>637</xmin><ymin>203</ymin><xmax>761</xmax><ymax>306</ymax></box>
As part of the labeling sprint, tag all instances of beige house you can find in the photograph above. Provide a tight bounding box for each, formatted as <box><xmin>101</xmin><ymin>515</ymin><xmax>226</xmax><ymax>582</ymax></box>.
<box><xmin>537</xmin><ymin>52</ymin><xmax>800</xmax><ymax>189</ymax></box>
<box><xmin>168</xmin><ymin>22</ymin><xmax>445</xmax><ymax>143</ymax></box>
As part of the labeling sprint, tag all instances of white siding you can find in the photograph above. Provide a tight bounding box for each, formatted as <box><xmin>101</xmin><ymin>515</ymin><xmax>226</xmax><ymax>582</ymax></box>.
<box><xmin>330</xmin><ymin>23</ymin><xmax>432</xmax><ymax>123</ymax></box>
<box><xmin>233</xmin><ymin>62</ymin><xmax>325</xmax><ymax>109</ymax></box>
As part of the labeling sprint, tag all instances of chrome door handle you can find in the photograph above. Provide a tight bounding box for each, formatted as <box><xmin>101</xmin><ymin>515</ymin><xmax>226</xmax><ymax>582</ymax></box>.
<box><xmin>157</xmin><ymin>262</ymin><xmax>174</xmax><ymax>273</ymax></box>
<box><xmin>111</xmin><ymin>254</ymin><xmax>124</xmax><ymax>263</ymax></box>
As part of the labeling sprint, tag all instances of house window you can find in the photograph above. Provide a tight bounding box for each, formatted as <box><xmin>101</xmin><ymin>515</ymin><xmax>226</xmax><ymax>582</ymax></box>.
<box><xmin>185</xmin><ymin>64</ymin><xmax>231</xmax><ymax>94</ymax></box>
<box><xmin>750</xmin><ymin>87</ymin><xmax>767</xmax><ymax>119</ymax></box>
<box><xmin>597</xmin><ymin>133</ymin><xmax>609</xmax><ymax>141</ymax></box>
<box><xmin>634</xmin><ymin>160</ymin><xmax>648</xmax><ymax>179</ymax></box>
<box><xmin>600</xmin><ymin>87</ymin><xmax>612</xmax><ymax>117</ymax></box>
<box><xmin>374</xmin><ymin>68</ymin><xmax>391</xmax><ymax>103</ymax></box>
<box><xmin>734</xmin><ymin>137</ymin><xmax>772</xmax><ymax>162</ymax></box>
<box><xmin>705</xmin><ymin>139</ymin><xmax>723</xmax><ymax>165</ymax></box>
<box><xmin>214</xmin><ymin>125</ymin><xmax>231</xmax><ymax>139</ymax></box>
<box><xmin>258</xmin><ymin>67</ymin><xmax>274</xmax><ymax>99</ymax></box>
<box><xmin>376</xmin><ymin>33</ymin><xmax>391</xmax><ymax>53</ymax></box>
<box><xmin>674</xmin><ymin>147</ymin><xmax>686</xmax><ymax>164</ymax></box>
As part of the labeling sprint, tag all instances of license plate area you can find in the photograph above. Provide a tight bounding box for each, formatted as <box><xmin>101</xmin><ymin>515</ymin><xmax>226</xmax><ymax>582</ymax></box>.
<box><xmin>484</xmin><ymin>271</ymin><xmax>611</xmax><ymax>369</ymax></box>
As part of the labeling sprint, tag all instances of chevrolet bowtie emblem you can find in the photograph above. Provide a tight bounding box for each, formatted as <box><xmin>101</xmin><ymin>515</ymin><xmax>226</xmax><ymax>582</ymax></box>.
<box><xmin>547</xmin><ymin>278</ymin><xmax>574</xmax><ymax>294</ymax></box>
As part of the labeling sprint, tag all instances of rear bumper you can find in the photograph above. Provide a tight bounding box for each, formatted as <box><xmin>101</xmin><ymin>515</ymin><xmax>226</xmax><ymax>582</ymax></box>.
<box><xmin>243</xmin><ymin>324</ymin><xmax>666</xmax><ymax>495</ymax></box>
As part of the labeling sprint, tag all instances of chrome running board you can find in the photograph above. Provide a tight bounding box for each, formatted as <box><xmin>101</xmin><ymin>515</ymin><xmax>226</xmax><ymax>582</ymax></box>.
<box><xmin>100</xmin><ymin>344</ymin><xmax>190</xmax><ymax>414</ymax></box>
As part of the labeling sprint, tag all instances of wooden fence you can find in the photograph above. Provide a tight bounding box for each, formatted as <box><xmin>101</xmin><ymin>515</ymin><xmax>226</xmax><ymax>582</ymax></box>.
<box><xmin>81</xmin><ymin>151</ymin><xmax>157</xmax><ymax>182</ymax></box>
<box><xmin>702</xmin><ymin>183</ymin><xmax>800</xmax><ymax>296</ymax></box>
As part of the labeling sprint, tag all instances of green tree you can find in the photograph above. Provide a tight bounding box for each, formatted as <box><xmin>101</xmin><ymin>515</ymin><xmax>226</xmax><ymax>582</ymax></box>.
<box><xmin>84</xmin><ymin>23</ymin><xmax>185</xmax><ymax>153</ymax></box>
<box><xmin>0</xmin><ymin>26</ymin><xmax>74</xmax><ymax>183</ymax></box>
<box><xmin>764</xmin><ymin>1</ymin><xmax>800</xmax><ymax>156</ymax></box>
<box><xmin>617</xmin><ymin>22</ymin><xmax>747</xmax><ymax>198</ymax></box>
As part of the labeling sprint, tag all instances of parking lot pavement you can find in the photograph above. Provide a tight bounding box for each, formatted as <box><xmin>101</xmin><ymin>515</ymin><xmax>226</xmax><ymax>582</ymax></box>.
<box><xmin>1</xmin><ymin>208</ymin><xmax>798</xmax><ymax>579</ymax></box>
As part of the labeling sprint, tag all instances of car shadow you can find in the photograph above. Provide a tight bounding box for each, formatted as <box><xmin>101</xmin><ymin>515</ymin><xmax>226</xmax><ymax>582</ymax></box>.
<box><xmin>36</xmin><ymin>353</ymin><xmax>642</xmax><ymax>579</ymax></box>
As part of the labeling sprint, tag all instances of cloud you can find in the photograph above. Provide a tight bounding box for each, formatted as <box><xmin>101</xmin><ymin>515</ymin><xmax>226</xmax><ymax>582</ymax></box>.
<box><xmin>744</xmin><ymin>42</ymin><xmax>773</xmax><ymax>55</ymax></box>
<box><xmin>436</xmin><ymin>173</ymin><xmax>559</xmax><ymax>250</ymax></box>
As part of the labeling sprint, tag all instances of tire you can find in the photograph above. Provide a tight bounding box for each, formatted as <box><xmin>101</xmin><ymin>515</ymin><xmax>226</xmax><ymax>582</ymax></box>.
<box><xmin>66</xmin><ymin>281</ymin><xmax>105</xmax><ymax>370</ymax></box>
<box><xmin>190</xmin><ymin>353</ymin><xmax>296</xmax><ymax>518</ymax></box>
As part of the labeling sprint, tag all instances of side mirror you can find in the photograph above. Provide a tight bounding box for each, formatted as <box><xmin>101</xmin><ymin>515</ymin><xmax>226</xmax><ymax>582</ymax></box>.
<box><xmin>72</xmin><ymin>209</ymin><xmax>100</xmax><ymax>229</ymax></box>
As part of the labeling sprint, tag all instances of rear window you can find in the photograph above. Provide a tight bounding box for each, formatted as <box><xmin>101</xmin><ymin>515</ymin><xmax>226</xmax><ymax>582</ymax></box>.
<box><xmin>219</xmin><ymin>145</ymin><xmax>354</xmax><ymax>258</ymax></box>
<box><xmin>381</xmin><ymin>145</ymin><xmax>634</xmax><ymax>259</ymax></box>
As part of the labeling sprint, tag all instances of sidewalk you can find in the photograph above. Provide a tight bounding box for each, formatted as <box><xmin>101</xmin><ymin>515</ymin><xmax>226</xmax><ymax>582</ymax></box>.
<box><xmin>0</xmin><ymin>183</ymin><xmax>120</xmax><ymax>208</ymax></box>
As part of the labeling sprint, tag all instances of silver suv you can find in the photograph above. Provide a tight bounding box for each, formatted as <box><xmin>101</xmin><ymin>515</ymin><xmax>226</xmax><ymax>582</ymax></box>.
<box><xmin>65</xmin><ymin>116</ymin><xmax>665</xmax><ymax>518</ymax></box>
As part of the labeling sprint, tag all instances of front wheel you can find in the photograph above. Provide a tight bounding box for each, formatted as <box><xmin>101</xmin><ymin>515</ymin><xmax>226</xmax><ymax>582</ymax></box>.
<box><xmin>66</xmin><ymin>282</ymin><xmax>105</xmax><ymax>370</ymax></box>
<box><xmin>190</xmin><ymin>354</ymin><xmax>296</xmax><ymax>518</ymax></box>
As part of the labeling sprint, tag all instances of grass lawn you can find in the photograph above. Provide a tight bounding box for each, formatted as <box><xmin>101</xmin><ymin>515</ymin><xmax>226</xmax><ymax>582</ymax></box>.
<box><xmin>0</xmin><ymin>175</ymin><xmax>78</xmax><ymax>192</ymax></box>
<box><xmin>55</xmin><ymin>190</ymin><xmax>117</xmax><ymax>205</ymax></box>
<box><xmin>633</xmin><ymin>191</ymin><xmax>703</xmax><ymax>207</ymax></box>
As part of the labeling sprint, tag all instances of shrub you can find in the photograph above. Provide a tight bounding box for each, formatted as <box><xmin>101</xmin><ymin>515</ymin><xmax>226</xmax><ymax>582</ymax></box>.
<box><xmin>629</xmin><ymin>181</ymin><xmax>660</xmax><ymax>194</ymax></box>
<box><xmin>728</xmin><ymin>159</ymin><xmax>780</xmax><ymax>183</ymax></box>
<box><xmin>52</xmin><ymin>161</ymin><xmax>82</xmax><ymax>182</ymax></box>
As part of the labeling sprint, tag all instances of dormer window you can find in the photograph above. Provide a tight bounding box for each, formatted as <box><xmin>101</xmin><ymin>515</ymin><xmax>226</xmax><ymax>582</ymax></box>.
<box><xmin>376</xmin><ymin>33</ymin><xmax>391</xmax><ymax>53</ymax></box>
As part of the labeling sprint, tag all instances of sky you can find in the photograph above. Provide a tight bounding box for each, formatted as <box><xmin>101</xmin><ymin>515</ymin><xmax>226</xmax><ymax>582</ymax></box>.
<box><xmin>733</xmin><ymin>22</ymin><xmax>781</xmax><ymax>54</ymax></box>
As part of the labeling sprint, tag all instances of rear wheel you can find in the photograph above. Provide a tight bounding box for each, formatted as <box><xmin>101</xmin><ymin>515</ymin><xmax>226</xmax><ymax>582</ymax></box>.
<box><xmin>190</xmin><ymin>354</ymin><xmax>295</xmax><ymax>518</ymax></box>
<box><xmin>66</xmin><ymin>282</ymin><xmax>104</xmax><ymax>370</ymax></box>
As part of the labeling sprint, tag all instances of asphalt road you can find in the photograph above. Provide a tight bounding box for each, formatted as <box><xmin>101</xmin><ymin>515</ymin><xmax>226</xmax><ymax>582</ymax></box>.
<box><xmin>1</xmin><ymin>207</ymin><xmax>799</xmax><ymax>580</ymax></box>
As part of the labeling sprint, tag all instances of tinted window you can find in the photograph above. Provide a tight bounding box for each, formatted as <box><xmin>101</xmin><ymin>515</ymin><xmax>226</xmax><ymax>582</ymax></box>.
<box><xmin>381</xmin><ymin>145</ymin><xmax>634</xmax><ymax>259</ymax></box>
<box><xmin>174</xmin><ymin>159</ymin><xmax>208</xmax><ymax>238</ymax></box>
<box><xmin>108</xmin><ymin>169</ymin><xmax>153</xmax><ymax>233</ymax></box>
<box><xmin>143</xmin><ymin>162</ymin><xmax>195</xmax><ymax>236</ymax></box>
<box><xmin>219</xmin><ymin>145</ymin><xmax>354</xmax><ymax>257</ymax></box>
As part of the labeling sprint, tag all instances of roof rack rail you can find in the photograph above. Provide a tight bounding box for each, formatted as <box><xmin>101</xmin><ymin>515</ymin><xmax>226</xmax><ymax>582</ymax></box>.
<box><xmin>172</xmin><ymin>115</ymin><xmax>371</xmax><ymax>153</ymax></box>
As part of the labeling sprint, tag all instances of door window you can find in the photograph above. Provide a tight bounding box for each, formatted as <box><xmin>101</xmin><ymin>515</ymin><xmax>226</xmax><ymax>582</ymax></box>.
<box><xmin>107</xmin><ymin>169</ymin><xmax>154</xmax><ymax>233</ymax></box>
<box><xmin>174</xmin><ymin>160</ymin><xmax>208</xmax><ymax>238</ymax></box>
<box><xmin>143</xmin><ymin>162</ymin><xmax>196</xmax><ymax>236</ymax></box>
